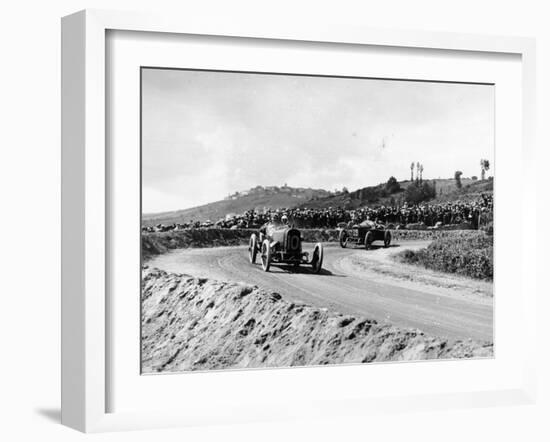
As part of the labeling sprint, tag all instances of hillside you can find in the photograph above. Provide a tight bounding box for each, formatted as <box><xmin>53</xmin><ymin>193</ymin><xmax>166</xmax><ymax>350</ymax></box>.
<box><xmin>143</xmin><ymin>178</ymin><xmax>493</xmax><ymax>226</ymax></box>
<box><xmin>298</xmin><ymin>177</ymin><xmax>490</xmax><ymax>210</ymax></box>
<box><xmin>142</xmin><ymin>185</ymin><xmax>331</xmax><ymax>227</ymax></box>
<box><xmin>431</xmin><ymin>178</ymin><xmax>493</xmax><ymax>203</ymax></box>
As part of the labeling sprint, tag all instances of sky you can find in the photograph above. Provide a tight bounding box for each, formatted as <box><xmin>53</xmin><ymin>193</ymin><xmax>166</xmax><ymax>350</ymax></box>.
<box><xmin>142</xmin><ymin>68</ymin><xmax>494</xmax><ymax>214</ymax></box>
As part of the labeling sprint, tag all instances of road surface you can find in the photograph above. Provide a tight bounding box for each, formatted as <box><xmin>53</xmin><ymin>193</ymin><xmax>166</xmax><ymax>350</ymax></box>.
<box><xmin>146</xmin><ymin>241</ymin><xmax>493</xmax><ymax>342</ymax></box>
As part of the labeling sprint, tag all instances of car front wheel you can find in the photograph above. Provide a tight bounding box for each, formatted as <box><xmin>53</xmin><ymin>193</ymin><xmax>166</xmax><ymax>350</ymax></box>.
<box><xmin>249</xmin><ymin>234</ymin><xmax>258</xmax><ymax>263</ymax></box>
<box><xmin>384</xmin><ymin>231</ymin><xmax>392</xmax><ymax>248</ymax></box>
<box><xmin>364</xmin><ymin>231</ymin><xmax>374</xmax><ymax>250</ymax></box>
<box><xmin>339</xmin><ymin>230</ymin><xmax>348</xmax><ymax>248</ymax></box>
<box><xmin>260</xmin><ymin>240</ymin><xmax>271</xmax><ymax>272</ymax></box>
<box><xmin>311</xmin><ymin>243</ymin><xmax>324</xmax><ymax>273</ymax></box>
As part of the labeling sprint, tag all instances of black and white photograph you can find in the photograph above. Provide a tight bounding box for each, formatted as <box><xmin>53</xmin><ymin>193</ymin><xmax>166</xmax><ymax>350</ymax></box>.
<box><xmin>140</xmin><ymin>68</ymin><xmax>494</xmax><ymax>373</ymax></box>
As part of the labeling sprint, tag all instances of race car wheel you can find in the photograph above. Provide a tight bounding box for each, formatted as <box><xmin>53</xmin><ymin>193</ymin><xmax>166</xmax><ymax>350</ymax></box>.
<box><xmin>364</xmin><ymin>231</ymin><xmax>374</xmax><ymax>250</ymax></box>
<box><xmin>260</xmin><ymin>239</ymin><xmax>271</xmax><ymax>272</ymax></box>
<box><xmin>339</xmin><ymin>230</ymin><xmax>348</xmax><ymax>248</ymax></box>
<box><xmin>311</xmin><ymin>243</ymin><xmax>324</xmax><ymax>273</ymax></box>
<box><xmin>384</xmin><ymin>231</ymin><xmax>392</xmax><ymax>248</ymax></box>
<box><xmin>249</xmin><ymin>234</ymin><xmax>258</xmax><ymax>263</ymax></box>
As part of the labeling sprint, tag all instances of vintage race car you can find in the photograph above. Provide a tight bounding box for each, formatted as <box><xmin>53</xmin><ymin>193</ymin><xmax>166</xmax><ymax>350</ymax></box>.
<box><xmin>248</xmin><ymin>226</ymin><xmax>323</xmax><ymax>273</ymax></box>
<box><xmin>338</xmin><ymin>225</ymin><xmax>391</xmax><ymax>250</ymax></box>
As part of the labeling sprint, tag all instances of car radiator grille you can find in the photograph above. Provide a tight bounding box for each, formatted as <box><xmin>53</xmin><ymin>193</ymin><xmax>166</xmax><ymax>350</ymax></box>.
<box><xmin>287</xmin><ymin>231</ymin><xmax>301</xmax><ymax>252</ymax></box>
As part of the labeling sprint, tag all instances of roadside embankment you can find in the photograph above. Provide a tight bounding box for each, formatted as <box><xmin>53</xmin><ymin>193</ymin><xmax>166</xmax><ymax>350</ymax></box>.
<box><xmin>396</xmin><ymin>232</ymin><xmax>493</xmax><ymax>280</ymax></box>
<box><xmin>141</xmin><ymin>228</ymin><xmax>255</xmax><ymax>260</ymax></box>
<box><xmin>142</xmin><ymin>228</ymin><xmax>481</xmax><ymax>260</ymax></box>
<box><xmin>141</xmin><ymin>268</ymin><xmax>493</xmax><ymax>373</ymax></box>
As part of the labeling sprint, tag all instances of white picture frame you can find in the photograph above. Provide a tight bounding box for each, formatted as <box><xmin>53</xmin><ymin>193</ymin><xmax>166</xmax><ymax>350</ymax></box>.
<box><xmin>61</xmin><ymin>9</ymin><xmax>537</xmax><ymax>433</ymax></box>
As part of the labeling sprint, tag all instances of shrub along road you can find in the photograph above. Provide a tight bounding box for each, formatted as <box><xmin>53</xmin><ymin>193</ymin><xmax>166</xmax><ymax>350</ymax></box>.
<box><xmin>395</xmin><ymin>234</ymin><xmax>493</xmax><ymax>280</ymax></box>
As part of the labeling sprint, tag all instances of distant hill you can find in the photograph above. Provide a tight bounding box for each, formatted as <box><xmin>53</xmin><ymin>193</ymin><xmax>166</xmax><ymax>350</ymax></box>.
<box><xmin>142</xmin><ymin>185</ymin><xmax>332</xmax><ymax>227</ymax></box>
<box><xmin>431</xmin><ymin>178</ymin><xmax>493</xmax><ymax>203</ymax></box>
<box><xmin>297</xmin><ymin>177</ymin><xmax>491</xmax><ymax>210</ymax></box>
<box><xmin>142</xmin><ymin>178</ymin><xmax>493</xmax><ymax>226</ymax></box>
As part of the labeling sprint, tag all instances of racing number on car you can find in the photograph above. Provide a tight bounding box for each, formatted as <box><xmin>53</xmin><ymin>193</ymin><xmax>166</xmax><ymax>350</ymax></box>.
<box><xmin>289</xmin><ymin>235</ymin><xmax>300</xmax><ymax>250</ymax></box>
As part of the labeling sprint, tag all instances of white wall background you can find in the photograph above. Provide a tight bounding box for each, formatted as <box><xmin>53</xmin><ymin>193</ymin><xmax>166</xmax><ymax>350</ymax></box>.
<box><xmin>0</xmin><ymin>1</ymin><xmax>547</xmax><ymax>441</ymax></box>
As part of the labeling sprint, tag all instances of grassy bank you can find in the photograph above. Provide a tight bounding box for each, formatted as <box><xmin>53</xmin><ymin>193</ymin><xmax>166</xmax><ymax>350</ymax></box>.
<box><xmin>396</xmin><ymin>233</ymin><xmax>493</xmax><ymax>280</ymax></box>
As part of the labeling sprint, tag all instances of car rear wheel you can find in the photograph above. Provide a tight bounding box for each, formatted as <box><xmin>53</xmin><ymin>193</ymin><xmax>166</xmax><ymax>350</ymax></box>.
<box><xmin>339</xmin><ymin>230</ymin><xmax>348</xmax><ymax>248</ymax></box>
<box><xmin>384</xmin><ymin>231</ymin><xmax>392</xmax><ymax>248</ymax></box>
<box><xmin>311</xmin><ymin>243</ymin><xmax>324</xmax><ymax>273</ymax></box>
<box><xmin>249</xmin><ymin>234</ymin><xmax>258</xmax><ymax>263</ymax></box>
<box><xmin>260</xmin><ymin>240</ymin><xmax>271</xmax><ymax>272</ymax></box>
<box><xmin>364</xmin><ymin>231</ymin><xmax>374</xmax><ymax>250</ymax></box>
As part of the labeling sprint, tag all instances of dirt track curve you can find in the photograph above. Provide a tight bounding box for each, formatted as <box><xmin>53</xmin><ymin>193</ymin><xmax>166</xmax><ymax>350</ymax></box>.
<box><xmin>146</xmin><ymin>240</ymin><xmax>493</xmax><ymax>342</ymax></box>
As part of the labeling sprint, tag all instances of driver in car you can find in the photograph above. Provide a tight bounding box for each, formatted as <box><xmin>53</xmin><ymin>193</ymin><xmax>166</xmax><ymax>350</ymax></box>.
<box><xmin>259</xmin><ymin>212</ymin><xmax>286</xmax><ymax>242</ymax></box>
<box><xmin>347</xmin><ymin>211</ymin><xmax>359</xmax><ymax>228</ymax></box>
<box><xmin>359</xmin><ymin>214</ymin><xmax>377</xmax><ymax>228</ymax></box>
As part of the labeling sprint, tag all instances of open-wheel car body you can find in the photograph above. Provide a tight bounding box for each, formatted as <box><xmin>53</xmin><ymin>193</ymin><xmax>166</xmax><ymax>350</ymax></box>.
<box><xmin>248</xmin><ymin>226</ymin><xmax>323</xmax><ymax>273</ymax></box>
<box><xmin>338</xmin><ymin>224</ymin><xmax>391</xmax><ymax>250</ymax></box>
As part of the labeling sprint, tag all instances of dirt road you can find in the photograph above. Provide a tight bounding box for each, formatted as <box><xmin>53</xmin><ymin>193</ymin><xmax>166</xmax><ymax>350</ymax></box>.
<box><xmin>146</xmin><ymin>241</ymin><xmax>493</xmax><ymax>342</ymax></box>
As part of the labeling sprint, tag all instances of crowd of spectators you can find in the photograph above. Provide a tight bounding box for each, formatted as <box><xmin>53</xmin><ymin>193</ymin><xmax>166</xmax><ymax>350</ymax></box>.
<box><xmin>142</xmin><ymin>194</ymin><xmax>493</xmax><ymax>233</ymax></box>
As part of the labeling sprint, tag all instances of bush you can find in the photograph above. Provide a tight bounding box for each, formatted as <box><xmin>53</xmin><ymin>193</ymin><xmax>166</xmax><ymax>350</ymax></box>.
<box><xmin>385</xmin><ymin>176</ymin><xmax>401</xmax><ymax>194</ymax></box>
<box><xmin>404</xmin><ymin>181</ymin><xmax>436</xmax><ymax>204</ymax></box>
<box><xmin>396</xmin><ymin>233</ymin><xmax>493</xmax><ymax>280</ymax></box>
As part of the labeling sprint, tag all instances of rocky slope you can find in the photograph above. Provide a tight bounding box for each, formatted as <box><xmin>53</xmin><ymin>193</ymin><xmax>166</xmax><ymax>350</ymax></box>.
<box><xmin>141</xmin><ymin>268</ymin><xmax>493</xmax><ymax>373</ymax></box>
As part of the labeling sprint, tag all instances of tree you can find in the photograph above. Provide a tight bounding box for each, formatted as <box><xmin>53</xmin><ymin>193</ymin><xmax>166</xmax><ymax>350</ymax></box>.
<box><xmin>410</xmin><ymin>162</ymin><xmax>414</xmax><ymax>181</ymax></box>
<box><xmin>454</xmin><ymin>170</ymin><xmax>463</xmax><ymax>188</ymax></box>
<box><xmin>362</xmin><ymin>186</ymin><xmax>383</xmax><ymax>203</ymax></box>
<box><xmin>416</xmin><ymin>162</ymin><xmax>421</xmax><ymax>182</ymax></box>
<box><xmin>480</xmin><ymin>159</ymin><xmax>490</xmax><ymax>180</ymax></box>
<box><xmin>385</xmin><ymin>176</ymin><xmax>401</xmax><ymax>194</ymax></box>
<box><xmin>404</xmin><ymin>180</ymin><xmax>436</xmax><ymax>204</ymax></box>
<box><xmin>419</xmin><ymin>164</ymin><xmax>424</xmax><ymax>183</ymax></box>
<box><xmin>471</xmin><ymin>176</ymin><xmax>478</xmax><ymax>181</ymax></box>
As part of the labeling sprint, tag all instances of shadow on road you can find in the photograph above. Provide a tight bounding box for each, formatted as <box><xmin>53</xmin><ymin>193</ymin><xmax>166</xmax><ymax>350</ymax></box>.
<box><xmin>342</xmin><ymin>244</ymin><xmax>401</xmax><ymax>251</ymax></box>
<box><xmin>368</xmin><ymin>244</ymin><xmax>401</xmax><ymax>250</ymax></box>
<box><xmin>273</xmin><ymin>265</ymin><xmax>344</xmax><ymax>277</ymax></box>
